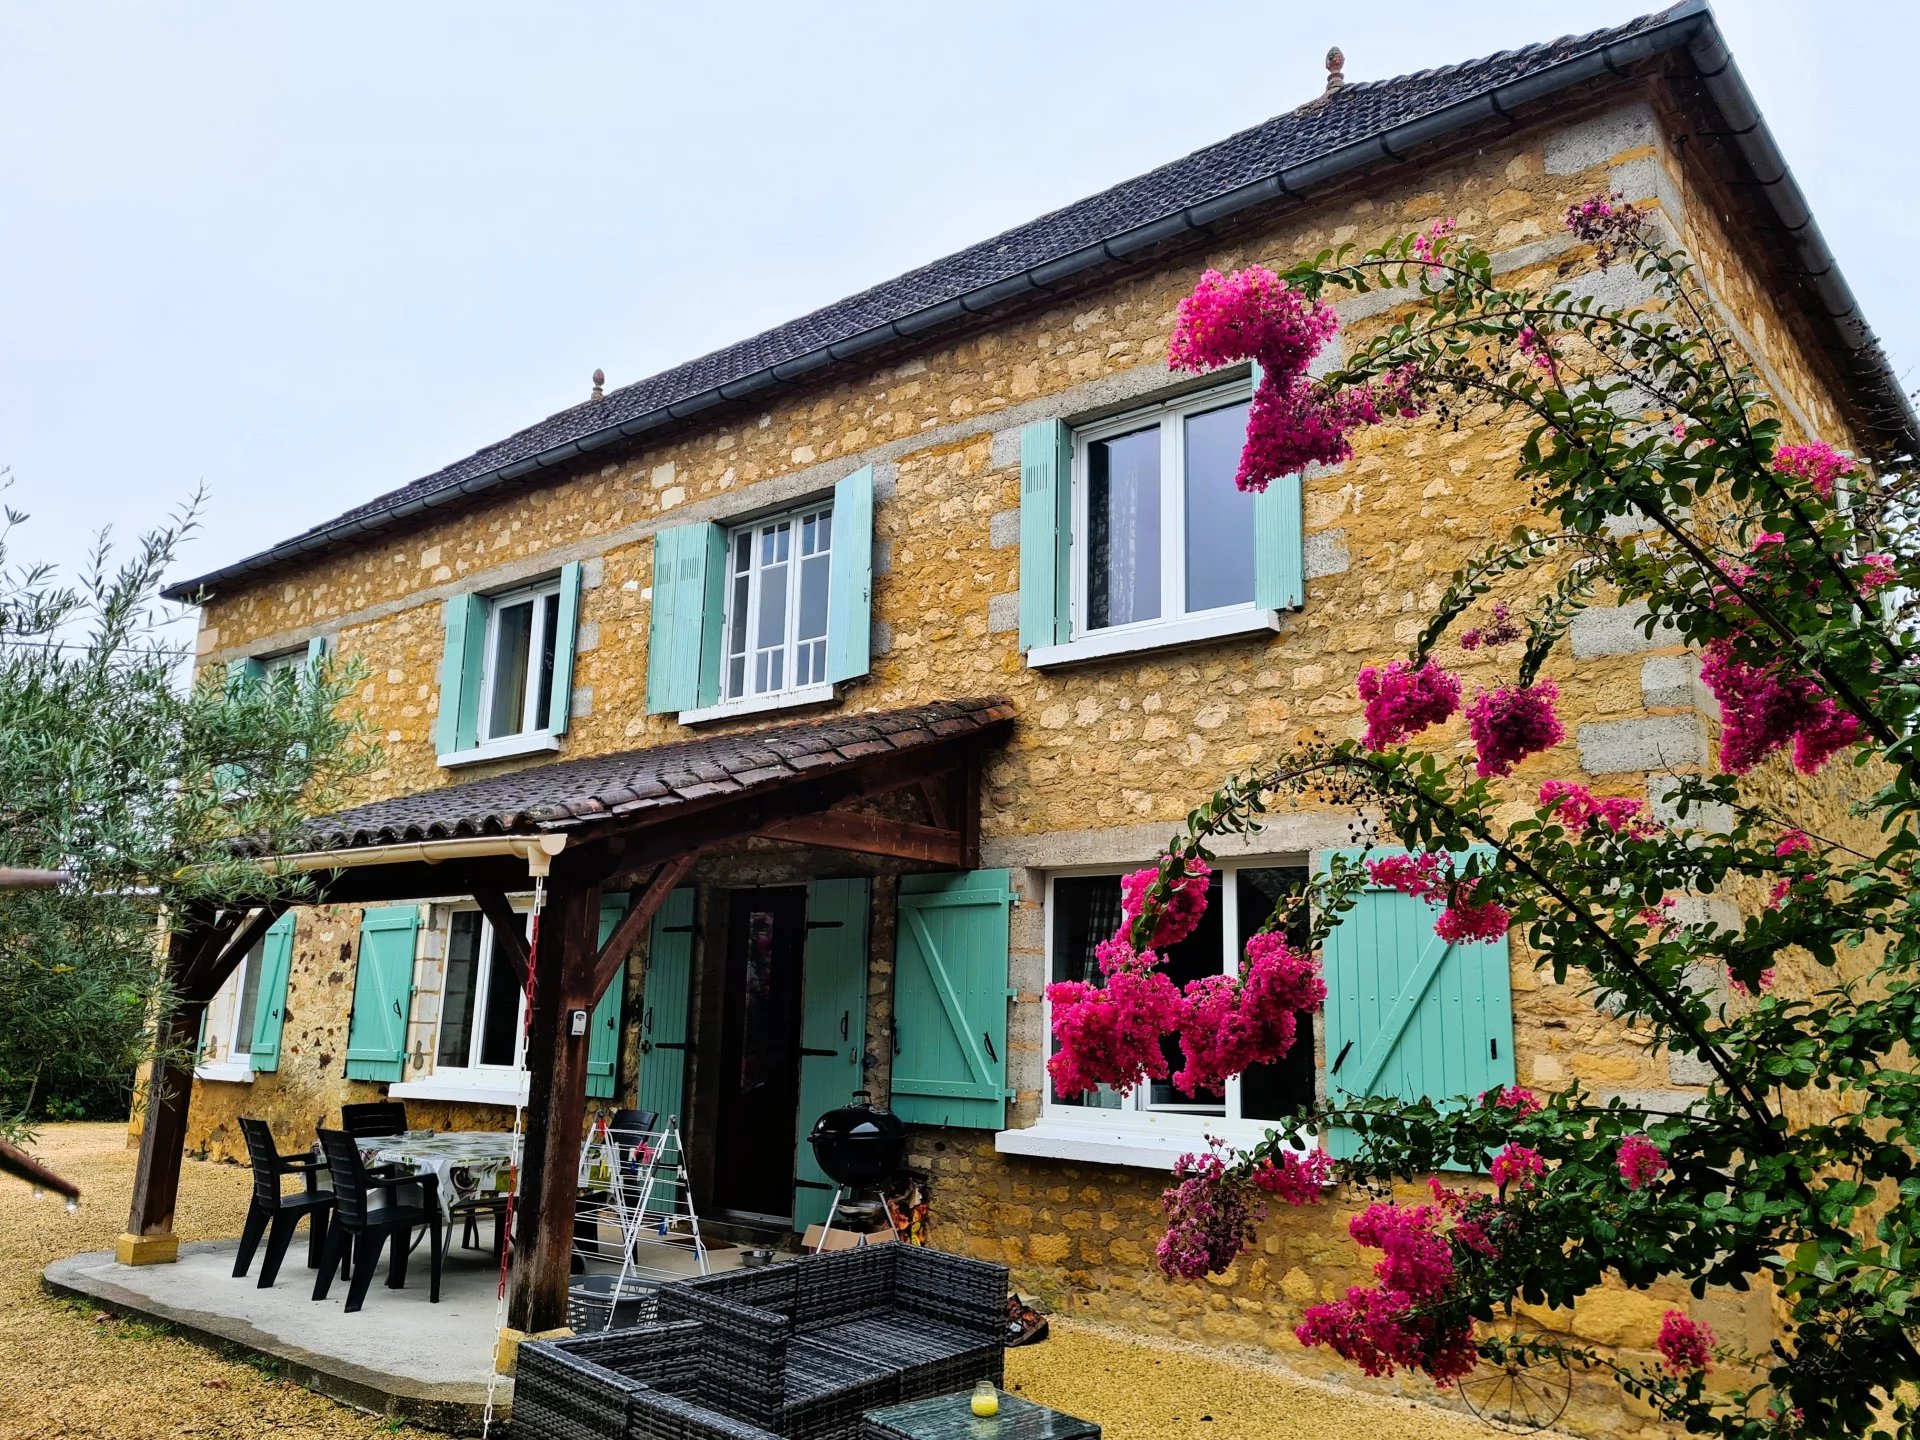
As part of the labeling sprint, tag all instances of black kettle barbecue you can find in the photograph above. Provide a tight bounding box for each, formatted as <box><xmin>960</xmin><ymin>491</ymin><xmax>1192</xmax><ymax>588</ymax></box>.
<box><xmin>807</xmin><ymin>1090</ymin><xmax>908</xmax><ymax>1186</ymax></box>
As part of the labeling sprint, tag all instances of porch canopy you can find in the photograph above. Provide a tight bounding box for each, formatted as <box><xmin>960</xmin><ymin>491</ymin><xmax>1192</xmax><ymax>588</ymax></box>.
<box><xmin>125</xmin><ymin>696</ymin><xmax>1013</xmax><ymax>1342</ymax></box>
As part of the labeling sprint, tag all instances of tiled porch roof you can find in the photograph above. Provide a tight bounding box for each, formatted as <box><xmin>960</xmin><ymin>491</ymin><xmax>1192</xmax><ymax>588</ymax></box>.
<box><xmin>293</xmin><ymin>697</ymin><xmax>1013</xmax><ymax>852</ymax></box>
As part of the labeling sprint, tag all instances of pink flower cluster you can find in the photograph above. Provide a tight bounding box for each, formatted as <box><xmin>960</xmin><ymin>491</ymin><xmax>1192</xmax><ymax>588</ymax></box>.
<box><xmin>1252</xmin><ymin>1146</ymin><xmax>1334</xmax><ymax>1205</ymax></box>
<box><xmin>1537</xmin><ymin>780</ymin><xmax>1650</xmax><ymax>835</ymax></box>
<box><xmin>1467</xmin><ymin>680</ymin><xmax>1565</xmax><ymax>777</ymax></box>
<box><xmin>1433</xmin><ymin>885</ymin><xmax>1512</xmax><ymax>944</ymax></box>
<box><xmin>1656</xmin><ymin>1310</ymin><xmax>1715</xmax><ymax>1375</ymax></box>
<box><xmin>1356</xmin><ymin>659</ymin><xmax>1462</xmax><ymax>749</ymax></box>
<box><xmin>1169</xmin><ymin>265</ymin><xmax>1422</xmax><ymax>491</ymax></box>
<box><xmin>1699</xmin><ymin>640</ymin><xmax>1860</xmax><ymax>775</ymax></box>
<box><xmin>1460</xmin><ymin>603</ymin><xmax>1521</xmax><ymax>651</ymax></box>
<box><xmin>1516</xmin><ymin>325</ymin><xmax>1557</xmax><ymax>379</ymax></box>
<box><xmin>1045</xmin><ymin>959</ymin><xmax>1182</xmax><ymax>1098</ymax></box>
<box><xmin>1488</xmin><ymin>1085</ymin><xmax>1543</xmax><ymax>1115</ymax></box>
<box><xmin>1368</xmin><ymin>852</ymin><xmax>1513</xmax><ymax>946</ymax></box>
<box><xmin>1411</xmin><ymin>216</ymin><xmax>1457</xmax><ymax>263</ymax></box>
<box><xmin>1235</xmin><ymin>363</ymin><xmax>1422</xmax><ymax>490</ymax></box>
<box><xmin>1049</xmin><ymin>877</ymin><xmax>1324</xmax><ymax>1100</ymax></box>
<box><xmin>1167</xmin><ymin>266</ymin><xmax>1339</xmax><ymax>378</ymax></box>
<box><xmin>1157</xmin><ymin>1144</ymin><xmax>1263</xmax><ymax>1280</ymax></box>
<box><xmin>1120</xmin><ymin>857</ymin><xmax>1212</xmax><ymax>948</ymax></box>
<box><xmin>1490</xmin><ymin>1143</ymin><xmax>1545</xmax><ymax>1191</ymax></box>
<box><xmin>1175</xmin><ymin>931</ymin><xmax>1325</xmax><ymax>1096</ymax></box>
<box><xmin>1728</xmin><ymin>965</ymin><xmax>1776</xmax><ymax>998</ymax></box>
<box><xmin>1296</xmin><ymin>1202</ymin><xmax>1477</xmax><ymax>1385</ymax></box>
<box><xmin>1775</xmin><ymin>830</ymin><xmax>1813</xmax><ymax>857</ymax></box>
<box><xmin>1616</xmin><ymin>1134</ymin><xmax>1667</xmax><ymax>1190</ymax></box>
<box><xmin>1564</xmin><ymin>191</ymin><xmax>1645</xmax><ymax>269</ymax></box>
<box><xmin>1860</xmin><ymin>553</ymin><xmax>1898</xmax><ymax>594</ymax></box>
<box><xmin>1770</xmin><ymin>441</ymin><xmax>1859</xmax><ymax>501</ymax></box>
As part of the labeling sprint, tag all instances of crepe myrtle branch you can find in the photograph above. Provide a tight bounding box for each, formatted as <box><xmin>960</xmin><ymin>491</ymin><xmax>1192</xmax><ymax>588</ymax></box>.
<box><xmin>1158</xmin><ymin>743</ymin><xmax>1781</xmax><ymax>1141</ymax></box>
<box><xmin>1317</xmin><ymin>250</ymin><xmax>1898</xmax><ymax>662</ymax></box>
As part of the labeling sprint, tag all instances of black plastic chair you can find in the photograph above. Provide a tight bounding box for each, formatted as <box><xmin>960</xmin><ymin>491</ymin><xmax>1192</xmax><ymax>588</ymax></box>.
<box><xmin>233</xmin><ymin>1117</ymin><xmax>332</xmax><ymax>1289</ymax></box>
<box><xmin>339</xmin><ymin>1100</ymin><xmax>408</xmax><ymax>1139</ymax></box>
<box><xmin>312</xmin><ymin>1127</ymin><xmax>443</xmax><ymax>1313</ymax></box>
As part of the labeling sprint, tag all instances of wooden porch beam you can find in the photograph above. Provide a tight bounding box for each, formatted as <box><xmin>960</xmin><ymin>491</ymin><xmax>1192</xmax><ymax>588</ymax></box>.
<box><xmin>472</xmin><ymin>887</ymin><xmax>530</xmax><ymax>985</ymax></box>
<box><xmin>590</xmin><ymin>854</ymin><xmax>696</xmax><ymax>1002</ymax></box>
<box><xmin>182</xmin><ymin>902</ymin><xmax>287</xmax><ymax>1004</ymax></box>
<box><xmin>122</xmin><ymin>917</ymin><xmax>221</xmax><ymax>1265</ymax></box>
<box><xmin>506</xmin><ymin>881</ymin><xmax>600</xmax><ymax>1338</ymax></box>
<box><xmin>760</xmin><ymin>809</ymin><xmax>964</xmax><ymax>866</ymax></box>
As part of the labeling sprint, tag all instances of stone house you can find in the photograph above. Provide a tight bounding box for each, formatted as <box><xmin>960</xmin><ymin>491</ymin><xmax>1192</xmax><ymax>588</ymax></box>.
<box><xmin>140</xmin><ymin>3</ymin><xmax>1912</xmax><ymax>1430</ymax></box>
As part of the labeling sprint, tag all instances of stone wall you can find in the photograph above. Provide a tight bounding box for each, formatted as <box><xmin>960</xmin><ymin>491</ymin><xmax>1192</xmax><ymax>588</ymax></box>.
<box><xmin>163</xmin><ymin>84</ymin><xmax>1884</xmax><ymax>1438</ymax></box>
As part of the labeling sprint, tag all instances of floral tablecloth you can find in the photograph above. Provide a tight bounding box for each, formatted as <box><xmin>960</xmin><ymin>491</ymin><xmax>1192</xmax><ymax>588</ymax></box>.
<box><xmin>356</xmin><ymin>1129</ymin><xmax>520</xmax><ymax>1222</ymax></box>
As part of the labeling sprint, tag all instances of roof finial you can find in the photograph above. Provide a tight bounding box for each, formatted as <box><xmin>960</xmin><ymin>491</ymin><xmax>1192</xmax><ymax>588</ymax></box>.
<box><xmin>591</xmin><ymin>368</ymin><xmax>605</xmax><ymax>402</ymax></box>
<box><xmin>1325</xmin><ymin>46</ymin><xmax>1346</xmax><ymax>92</ymax></box>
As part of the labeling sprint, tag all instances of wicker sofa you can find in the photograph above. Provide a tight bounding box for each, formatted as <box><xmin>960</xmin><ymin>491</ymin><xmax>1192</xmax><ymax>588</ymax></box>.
<box><xmin>513</xmin><ymin>1246</ymin><xmax>1008</xmax><ymax>1440</ymax></box>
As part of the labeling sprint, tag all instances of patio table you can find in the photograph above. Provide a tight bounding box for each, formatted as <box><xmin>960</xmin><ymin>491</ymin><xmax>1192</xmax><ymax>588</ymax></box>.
<box><xmin>864</xmin><ymin>1393</ymin><xmax>1100</xmax><ymax>1440</ymax></box>
<box><xmin>353</xmin><ymin>1129</ymin><xmax>519</xmax><ymax>1223</ymax></box>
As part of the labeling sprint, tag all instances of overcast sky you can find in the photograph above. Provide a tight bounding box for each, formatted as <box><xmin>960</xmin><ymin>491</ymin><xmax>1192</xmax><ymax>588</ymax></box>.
<box><xmin>4</xmin><ymin>0</ymin><xmax>1915</xmax><ymax>632</ymax></box>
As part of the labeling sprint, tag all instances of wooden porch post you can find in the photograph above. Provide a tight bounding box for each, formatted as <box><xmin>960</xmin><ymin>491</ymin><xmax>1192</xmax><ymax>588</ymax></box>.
<box><xmin>501</xmin><ymin>880</ymin><xmax>599</xmax><ymax>1364</ymax></box>
<box><xmin>119</xmin><ymin>922</ymin><xmax>216</xmax><ymax>1265</ymax></box>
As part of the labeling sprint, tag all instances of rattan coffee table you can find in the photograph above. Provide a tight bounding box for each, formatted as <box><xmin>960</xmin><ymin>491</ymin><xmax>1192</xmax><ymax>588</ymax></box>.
<box><xmin>864</xmin><ymin>1393</ymin><xmax>1100</xmax><ymax>1440</ymax></box>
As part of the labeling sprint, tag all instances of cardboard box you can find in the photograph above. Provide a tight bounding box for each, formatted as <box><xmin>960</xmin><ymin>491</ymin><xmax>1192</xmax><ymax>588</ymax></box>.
<box><xmin>802</xmin><ymin>1223</ymin><xmax>897</xmax><ymax>1252</ymax></box>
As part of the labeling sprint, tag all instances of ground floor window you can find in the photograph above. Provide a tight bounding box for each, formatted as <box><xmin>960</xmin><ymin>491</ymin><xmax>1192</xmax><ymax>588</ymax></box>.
<box><xmin>1046</xmin><ymin>863</ymin><xmax>1315</xmax><ymax>1126</ymax></box>
<box><xmin>433</xmin><ymin>906</ymin><xmax>528</xmax><ymax>1077</ymax></box>
<box><xmin>197</xmin><ymin>933</ymin><xmax>266</xmax><ymax>1076</ymax></box>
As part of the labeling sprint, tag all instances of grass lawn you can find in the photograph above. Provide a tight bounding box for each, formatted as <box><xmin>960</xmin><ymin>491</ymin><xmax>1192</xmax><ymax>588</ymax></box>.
<box><xmin>0</xmin><ymin>1123</ymin><xmax>1482</xmax><ymax>1439</ymax></box>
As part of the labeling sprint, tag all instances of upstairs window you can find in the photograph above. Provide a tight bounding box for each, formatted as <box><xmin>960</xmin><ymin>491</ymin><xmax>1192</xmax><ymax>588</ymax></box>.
<box><xmin>645</xmin><ymin>468</ymin><xmax>874</xmax><ymax>722</ymax></box>
<box><xmin>479</xmin><ymin>577</ymin><xmax>564</xmax><ymax>744</ymax></box>
<box><xmin>722</xmin><ymin>502</ymin><xmax>834</xmax><ymax>703</ymax></box>
<box><xmin>1075</xmin><ymin>389</ymin><xmax>1257</xmax><ymax>637</ymax></box>
<box><xmin>435</xmin><ymin>561</ymin><xmax>582</xmax><ymax>766</ymax></box>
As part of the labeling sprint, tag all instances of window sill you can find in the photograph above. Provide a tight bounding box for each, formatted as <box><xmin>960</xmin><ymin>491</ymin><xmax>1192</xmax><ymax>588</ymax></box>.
<box><xmin>678</xmin><ymin>683</ymin><xmax>836</xmax><ymax>726</ymax></box>
<box><xmin>1027</xmin><ymin>610</ymin><xmax>1281</xmax><ymax>669</ymax></box>
<box><xmin>390</xmin><ymin>1074</ymin><xmax>530</xmax><ymax>1107</ymax></box>
<box><xmin>194</xmin><ymin>1061</ymin><xmax>255</xmax><ymax>1084</ymax></box>
<box><xmin>994</xmin><ymin>1117</ymin><xmax>1305</xmax><ymax>1171</ymax></box>
<box><xmin>438</xmin><ymin>732</ymin><xmax>562</xmax><ymax>769</ymax></box>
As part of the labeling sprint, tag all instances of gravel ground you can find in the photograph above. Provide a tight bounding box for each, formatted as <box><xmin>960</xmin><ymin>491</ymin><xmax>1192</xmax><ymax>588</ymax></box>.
<box><xmin>2</xmin><ymin>1123</ymin><xmax>1483</xmax><ymax>1440</ymax></box>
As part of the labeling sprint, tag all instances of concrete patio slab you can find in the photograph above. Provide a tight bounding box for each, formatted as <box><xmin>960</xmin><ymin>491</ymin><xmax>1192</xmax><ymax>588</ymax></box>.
<box><xmin>45</xmin><ymin>1240</ymin><xmax>515</xmax><ymax>1433</ymax></box>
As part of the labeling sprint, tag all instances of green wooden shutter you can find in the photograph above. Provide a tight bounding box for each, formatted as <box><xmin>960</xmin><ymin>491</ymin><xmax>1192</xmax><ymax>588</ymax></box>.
<box><xmin>793</xmin><ymin>879</ymin><xmax>870</xmax><ymax>1230</ymax></box>
<box><xmin>636</xmin><ymin>887</ymin><xmax>696</xmax><ymax>1119</ymax></box>
<box><xmin>248</xmin><ymin>912</ymin><xmax>298</xmax><ymax>1073</ymax></box>
<box><xmin>646</xmin><ymin>524</ymin><xmax>727</xmax><ymax>714</ymax></box>
<box><xmin>890</xmin><ymin>870</ymin><xmax>1014</xmax><ymax>1129</ymax></box>
<box><xmin>1018</xmin><ymin>420</ymin><xmax>1074</xmax><ymax>652</ymax></box>
<box><xmin>226</xmin><ymin>656</ymin><xmax>265</xmax><ymax>694</ymax></box>
<box><xmin>345</xmin><ymin>906</ymin><xmax>419</xmax><ymax>1082</ymax></box>
<box><xmin>1319</xmin><ymin>848</ymin><xmax>1515</xmax><ymax>1160</ymax></box>
<box><xmin>587</xmin><ymin>891</ymin><xmax>629</xmax><ymax>1100</ymax></box>
<box><xmin>435</xmin><ymin>594</ymin><xmax>488</xmax><ymax>757</ymax></box>
<box><xmin>1247</xmin><ymin>361</ymin><xmax>1304</xmax><ymax>610</ymax></box>
<box><xmin>547</xmin><ymin>560</ymin><xmax>584</xmax><ymax>736</ymax></box>
<box><xmin>304</xmin><ymin>634</ymin><xmax>329</xmax><ymax>676</ymax></box>
<box><xmin>825</xmin><ymin>468</ymin><xmax>874</xmax><ymax>683</ymax></box>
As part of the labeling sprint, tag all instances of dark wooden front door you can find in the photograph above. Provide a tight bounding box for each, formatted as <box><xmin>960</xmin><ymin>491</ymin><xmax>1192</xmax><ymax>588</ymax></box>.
<box><xmin>713</xmin><ymin>887</ymin><xmax>808</xmax><ymax>1219</ymax></box>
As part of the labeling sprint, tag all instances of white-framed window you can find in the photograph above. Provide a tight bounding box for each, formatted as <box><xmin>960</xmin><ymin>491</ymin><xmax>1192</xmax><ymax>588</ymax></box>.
<box><xmin>196</xmin><ymin>934</ymin><xmax>267</xmax><ymax>1082</ymax></box>
<box><xmin>432</xmin><ymin>906</ymin><xmax>530</xmax><ymax>1078</ymax></box>
<box><xmin>257</xmin><ymin>647</ymin><xmax>307</xmax><ymax>683</ymax></box>
<box><xmin>477</xmin><ymin>578</ymin><xmax>565</xmax><ymax>745</ymax></box>
<box><xmin>1040</xmin><ymin>862</ymin><xmax>1315</xmax><ymax>1131</ymax></box>
<box><xmin>721</xmin><ymin>501</ymin><xmax>834</xmax><ymax>705</ymax></box>
<box><xmin>1071</xmin><ymin>383</ymin><xmax>1258</xmax><ymax>643</ymax></box>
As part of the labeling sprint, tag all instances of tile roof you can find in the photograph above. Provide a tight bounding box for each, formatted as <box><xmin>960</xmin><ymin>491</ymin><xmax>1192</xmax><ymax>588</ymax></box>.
<box><xmin>167</xmin><ymin>4</ymin><xmax>1740</xmax><ymax>599</ymax></box>
<box><xmin>288</xmin><ymin>697</ymin><xmax>1014</xmax><ymax>852</ymax></box>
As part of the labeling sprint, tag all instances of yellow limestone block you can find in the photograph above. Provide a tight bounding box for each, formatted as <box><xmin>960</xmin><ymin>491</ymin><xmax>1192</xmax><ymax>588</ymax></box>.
<box><xmin>495</xmin><ymin>1326</ymin><xmax>573</xmax><ymax>1375</ymax></box>
<box><xmin>114</xmin><ymin>1231</ymin><xmax>180</xmax><ymax>1266</ymax></box>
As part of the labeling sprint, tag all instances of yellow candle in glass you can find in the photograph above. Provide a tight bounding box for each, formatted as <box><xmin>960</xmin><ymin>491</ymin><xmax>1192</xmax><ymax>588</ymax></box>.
<box><xmin>970</xmin><ymin>1382</ymin><xmax>999</xmax><ymax>1418</ymax></box>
